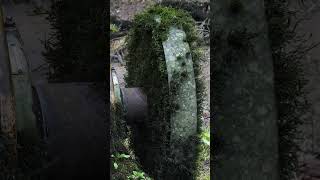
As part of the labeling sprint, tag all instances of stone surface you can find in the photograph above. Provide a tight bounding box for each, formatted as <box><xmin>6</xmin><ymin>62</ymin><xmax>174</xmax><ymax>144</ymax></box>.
<box><xmin>5</xmin><ymin>25</ymin><xmax>39</xmax><ymax>143</ymax></box>
<box><xmin>6</xmin><ymin>30</ymin><xmax>28</xmax><ymax>74</ymax></box>
<box><xmin>111</xmin><ymin>69</ymin><xmax>122</xmax><ymax>105</ymax></box>
<box><xmin>162</xmin><ymin>27</ymin><xmax>197</xmax><ymax>142</ymax></box>
<box><xmin>11</xmin><ymin>75</ymin><xmax>38</xmax><ymax>142</ymax></box>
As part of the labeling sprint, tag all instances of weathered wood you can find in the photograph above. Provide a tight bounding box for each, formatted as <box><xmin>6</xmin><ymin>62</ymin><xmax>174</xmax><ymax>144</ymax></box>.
<box><xmin>212</xmin><ymin>0</ymin><xmax>279</xmax><ymax>179</ymax></box>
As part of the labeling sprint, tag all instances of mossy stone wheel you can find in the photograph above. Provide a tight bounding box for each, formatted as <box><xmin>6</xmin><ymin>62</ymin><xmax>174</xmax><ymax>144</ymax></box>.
<box><xmin>125</xmin><ymin>6</ymin><xmax>203</xmax><ymax>178</ymax></box>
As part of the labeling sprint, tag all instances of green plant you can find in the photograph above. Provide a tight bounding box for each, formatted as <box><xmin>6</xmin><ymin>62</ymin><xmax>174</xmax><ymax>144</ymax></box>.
<box><xmin>127</xmin><ymin>171</ymin><xmax>151</xmax><ymax>180</ymax></box>
<box><xmin>110</xmin><ymin>24</ymin><xmax>120</xmax><ymax>33</ymax></box>
<box><xmin>200</xmin><ymin>130</ymin><xmax>210</xmax><ymax>146</ymax></box>
<box><xmin>113</xmin><ymin>162</ymin><xmax>118</xmax><ymax>170</ymax></box>
<box><xmin>112</xmin><ymin>153</ymin><xmax>131</xmax><ymax>160</ymax></box>
<box><xmin>111</xmin><ymin>153</ymin><xmax>131</xmax><ymax>170</ymax></box>
<box><xmin>110</xmin><ymin>103</ymin><xmax>152</xmax><ymax>179</ymax></box>
<box><xmin>195</xmin><ymin>128</ymin><xmax>210</xmax><ymax>180</ymax></box>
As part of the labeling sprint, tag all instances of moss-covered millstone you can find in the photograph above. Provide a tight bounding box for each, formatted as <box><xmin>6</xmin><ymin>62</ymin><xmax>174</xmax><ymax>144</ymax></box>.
<box><xmin>125</xmin><ymin>6</ymin><xmax>204</xmax><ymax>179</ymax></box>
<box><xmin>162</xmin><ymin>27</ymin><xmax>197</xmax><ymax>143</ymax></box>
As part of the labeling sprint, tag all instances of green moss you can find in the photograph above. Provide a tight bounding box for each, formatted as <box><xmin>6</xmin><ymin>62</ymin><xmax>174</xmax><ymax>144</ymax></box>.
<box><xmin>264</xmin><ymin>1</ymin><xmax>310</xmax><ymax>179</ymax></box>
<box><xmin>110</xmin><ymin>24</ymin><xmax>120</xmax><ymax>33</ymax></box>
<box><xmin>212</xmin><ymin>1</ymin><xmax>310</xmax><ymax>179</ymax></box>
<box><xmin>111</xmin><ymin>103</ymin><xmax>152</xmax><ymax>180</ymax></box>
<box><xmin>195</xmin><ymin>128</ymin><xmax>210</xmax><ymax>180</ymax></box>
<box><xmin>125</xmin><ymin>5</ymin><xmax>205</xmax><ymax>179</ymax></box>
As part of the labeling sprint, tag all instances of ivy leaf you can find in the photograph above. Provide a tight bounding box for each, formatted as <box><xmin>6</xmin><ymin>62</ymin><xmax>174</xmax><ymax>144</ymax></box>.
<box><xmin>202</xmin><ymin>138</ymin><xmax>210</xmax><ymax>146</ymax></box>
<box><xmin>133</xmin><ymin>171</ymin><xmax>145</xmax><ymax>177</ymax></box>
<box><xmin>118</xmin><ymin>153</ymin><xmax>130</xmax><ymax>159</ymax></box>
<box><xmin>113</xmin><ymin>162</ymin><xmax>118</xmax><ymax>169</ymax></box>
<box><xmin>201</xmin><ymin>131</ymin><xmax>210</xmax><ymax>146</ymax></box>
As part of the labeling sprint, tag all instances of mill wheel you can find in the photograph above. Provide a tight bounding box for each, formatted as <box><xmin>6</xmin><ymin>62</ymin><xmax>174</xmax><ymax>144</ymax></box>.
<box><xmin>111</xmin><ymin>6</ymin><xmax>203</xmax><ymax>178</ymax></box>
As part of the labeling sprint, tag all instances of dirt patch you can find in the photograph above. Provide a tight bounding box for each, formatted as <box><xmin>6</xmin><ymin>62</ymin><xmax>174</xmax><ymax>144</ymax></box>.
<box><xmin>111</xmin><ymin>0</ymin><xmax>156</xmax><ymax>21</ymax></box>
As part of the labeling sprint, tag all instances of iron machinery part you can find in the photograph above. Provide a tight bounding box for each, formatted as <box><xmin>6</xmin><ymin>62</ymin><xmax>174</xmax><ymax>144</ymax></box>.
<box><xmin>31</xmin><ymin>83</ymin><xmax>107</xmax><ymax>178</ymax></box>
<box><xmin>122</xmin><ymin>88</ymin><xmax>148</xmax><ymax>123</ymax></box>
<box><xmin>110</xmin><ymin>67</ymin><xmax>148</xmax><ymax>123</ymax></box>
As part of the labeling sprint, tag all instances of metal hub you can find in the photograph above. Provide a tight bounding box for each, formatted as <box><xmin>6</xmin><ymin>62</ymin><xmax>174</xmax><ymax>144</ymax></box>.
<box><xmin>111</xmin><ymin>67</ymin><xmax>148</xmax><ymax>123</ymax></box>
